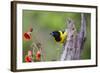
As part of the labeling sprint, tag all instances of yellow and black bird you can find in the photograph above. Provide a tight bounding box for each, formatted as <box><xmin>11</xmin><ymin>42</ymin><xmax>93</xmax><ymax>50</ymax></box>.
<box><xmin>50</xmin><ymin>30</ymin><xmax>67</xmax><ymax>43</ymax></box>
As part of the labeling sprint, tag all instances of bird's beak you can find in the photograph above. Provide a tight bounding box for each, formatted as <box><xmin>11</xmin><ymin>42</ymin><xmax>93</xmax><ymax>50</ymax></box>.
<box><xmin>50</xmin><ymin>32</ymin><xmax>53</xmax><ymax>35</ymax></box>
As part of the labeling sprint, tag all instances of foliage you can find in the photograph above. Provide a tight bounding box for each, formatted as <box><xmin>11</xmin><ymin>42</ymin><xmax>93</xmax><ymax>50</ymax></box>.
<box><xmin>22</xmin><ymin>10</ymin><xmax>91</xmax><ymax>62</ymax></box>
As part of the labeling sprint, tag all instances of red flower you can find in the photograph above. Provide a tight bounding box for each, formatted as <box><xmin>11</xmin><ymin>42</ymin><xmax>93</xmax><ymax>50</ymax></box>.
<box><xmin>23</xmin><ymin>28</ymin><xmax>33</xmax><ymax>41</ymax></box>
<box><xmin>25</xmin><ymin>55</ymin><xmax>32</xmax><ymax>62</ymax></box>
<box><xmin>23</xmin><ymin>32</ymin><xmax>32</xmax><ymax>41</ymax></box>
<box><xmin>36</xmin><ymin>51</ymin><xmax>41</xmax><ymax>61</ymax></box>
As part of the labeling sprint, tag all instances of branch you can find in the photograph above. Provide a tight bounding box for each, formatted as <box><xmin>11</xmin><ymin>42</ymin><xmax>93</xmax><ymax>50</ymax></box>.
<box><xmin>60</xmin><ymin>13</ymin><xmax>86</xmax><ymax>60</ymax></box>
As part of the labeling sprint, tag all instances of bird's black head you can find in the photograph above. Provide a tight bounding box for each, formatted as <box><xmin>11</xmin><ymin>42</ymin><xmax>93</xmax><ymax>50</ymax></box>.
<box><xmin>50</xmin><ymin>31</ymin><xmax>61</xmax><ymax>42</ymax></box>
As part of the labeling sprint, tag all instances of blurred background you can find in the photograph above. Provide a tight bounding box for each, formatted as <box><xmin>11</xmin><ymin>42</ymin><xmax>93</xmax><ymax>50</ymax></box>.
<box><xmin>22</xmin><ymin>10</ymin><xmax>91</xmax><ymax>62</ymax></box>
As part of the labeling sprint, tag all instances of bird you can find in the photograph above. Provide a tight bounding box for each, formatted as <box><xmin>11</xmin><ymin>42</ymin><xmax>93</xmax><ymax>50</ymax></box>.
<box><xmin>50</xmin><ymin>30</ymin><xmax>67</xmax><ymax>43</ymax></box>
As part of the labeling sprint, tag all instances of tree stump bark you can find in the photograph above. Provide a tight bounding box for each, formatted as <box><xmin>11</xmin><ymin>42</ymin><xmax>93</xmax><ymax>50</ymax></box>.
<box><xmin>60</xmin><ymin>13</ymin><xmax>86</xmax><ymax>60</ymax></box>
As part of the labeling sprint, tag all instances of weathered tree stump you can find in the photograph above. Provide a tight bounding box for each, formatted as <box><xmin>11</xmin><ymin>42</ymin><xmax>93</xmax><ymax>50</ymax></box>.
<box><xmin>60</xmin><ymin>13</ymin><xmax>86</xmax><ymax>60</ymax></box>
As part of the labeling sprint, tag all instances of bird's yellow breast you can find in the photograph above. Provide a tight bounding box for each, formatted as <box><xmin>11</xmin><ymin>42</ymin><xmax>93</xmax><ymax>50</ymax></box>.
<box><xmin>59</xmin><ymin>31</ymin><xmax>67</xmax><ymax>43</ymax></box>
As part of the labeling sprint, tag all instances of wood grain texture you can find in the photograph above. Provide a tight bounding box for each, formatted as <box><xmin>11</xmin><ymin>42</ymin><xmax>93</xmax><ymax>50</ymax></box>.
<box><xmin>60</xmin><ymin>13</ymin><xmax>86</xmax><ymax>60</ymax></box>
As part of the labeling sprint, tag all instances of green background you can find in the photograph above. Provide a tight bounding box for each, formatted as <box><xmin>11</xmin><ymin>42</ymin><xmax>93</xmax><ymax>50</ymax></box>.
<box><xmin>22</xmin><ymin>10</ymin><xmax>91</xmax><ymax>62</ymax></box>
